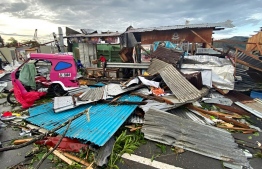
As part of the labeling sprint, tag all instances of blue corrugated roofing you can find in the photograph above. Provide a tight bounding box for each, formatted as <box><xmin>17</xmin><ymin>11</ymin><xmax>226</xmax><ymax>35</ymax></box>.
<box><xmin>26</xmin><ymin>94</ymin><xmax>142</xmax><ymax>146</ymax></box>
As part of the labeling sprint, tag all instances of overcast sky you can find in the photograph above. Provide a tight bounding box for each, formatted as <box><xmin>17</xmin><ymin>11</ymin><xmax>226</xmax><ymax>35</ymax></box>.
<box><xmin>0</xmin><ymin>0</ymin><xmax>262</xmax><ymax>43</ymax></box>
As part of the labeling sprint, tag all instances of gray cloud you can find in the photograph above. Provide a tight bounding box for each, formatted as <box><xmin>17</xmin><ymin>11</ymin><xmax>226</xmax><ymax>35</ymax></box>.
<box><xmin>1</xmin><ymin>0</ymin><xmax>262</xmax><ymax>36</ymax></box>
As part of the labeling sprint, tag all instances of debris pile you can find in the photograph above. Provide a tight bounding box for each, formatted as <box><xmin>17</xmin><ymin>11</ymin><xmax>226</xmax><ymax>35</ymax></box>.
<box><xmin>1</xmin><ymin>43</ymin><xmax>262</xmax><ymax>169</ymax></box>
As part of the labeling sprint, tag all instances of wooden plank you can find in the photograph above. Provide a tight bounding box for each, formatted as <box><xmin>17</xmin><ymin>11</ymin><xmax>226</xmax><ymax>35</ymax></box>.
<box><xmin>236</xmin><ymin>59</ymin><xmax>262</xmax><ymax>72</ymax></box>
<box><xmin>212</xmin><ymin>84</ymin><xmax>229</xmax><ymax>95</ymax></box>
<box><xmin>131</xmin><ymin>92</ymin><xmax>174</xmax><ymax>105</ymax></box>
<box><xmin>214</xmin><ymin>104</ymin><xmax>249</xmax><ymax>116</ymax></box>
<box><xmin>216</xmin><ymin>125</ymin><xmax>256</xmax><ymax>132</ymax></box>
<box><xmin>187</xmin><ymin>104</ymin><xmax>242</xmax><ymax>119</ymax></box>
<box><xmin>217</xmin><ymin>116</ymin><xmax>250</xmax><ymax>129</ymax></box>
<box><xmin>51</xmin><ymin>148</ymin><xmax>74</xmax><ymax>165</ymax></box>
<box><xmin>86</xmin><ymin>162</ymin><xmax>94</xmax><ymax>169</ymax></box>
<box><xmin>13</xmin><ymin>138</ymin><xmax>33</xmax><ymax>145</ymax></box>
<box><xmin>61</xmin><ymin>152</ymin><xmax>90</xmax><ymax>167</ymax></box>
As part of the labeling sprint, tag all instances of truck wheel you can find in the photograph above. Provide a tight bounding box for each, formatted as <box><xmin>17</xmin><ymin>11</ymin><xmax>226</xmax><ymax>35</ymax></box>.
<box><xmin>7</xmin><ymin>91</ymin><xmax>17</xmax><ymax>104</ymax></box>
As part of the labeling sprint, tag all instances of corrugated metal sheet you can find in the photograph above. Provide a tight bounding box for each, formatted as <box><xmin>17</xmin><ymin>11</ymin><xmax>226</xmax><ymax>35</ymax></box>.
<box><xmin>65</xmin><ymin>32</ymin><xmax>121</xmax><ymax>38</ymax></box>
<box><xmin>235</xmin><ymin>99</ymin><xmax>262</xmax><ymax>118</ymax></box>
<box><xmin>183</xmin><ymin>55</ymin><xmax>232</xmax><ymax>66</ymax></box>
<box><xmin>235</xmin><ymin>48</ymin><xmax>262</xmax><ymax>72</ymax></box>
<box><xmin>54</xmin><ymin>96</ymin><xmax>75</xmax><ymax>113</ymax></box>
<box><xmin>26</xmin><ymin>94</ymin><xmax>143</xmax><ymax>146</ymax></box>
<box><xmin>196</xmin><ymin>48</ymin><xmax>223</xmax><ymax>55</ymax></box>
<box><xmin>149</xmin><ymin>46</ymin><xmax>181</xmax><ymax>66</ymax></box>
<box><xmin>225</xmin><ymin>91</ymin><xmax>253</xmax><ymax>102</ymax></box>
<box><xmin>160</xmin><ymin>64</ymin><xmax>201</xmax><ymax>102</ymax></box>
<box><xmin>126</xmin><ymin>20</ymin><xmax>234</xmax><ymax>33</ymax></box>
<box><xmin>127</xmin><ymin>115</ymin><xmax>144</xmax><ymax>124</ymax></box>
<box><xmin>68</xmin><ymin>86</ymin><xmax>89</xmax><ymax>96</ymax></box>
<box><xmin>168</xmin><ymin>108</ymin><xmax>208</xmax><ymax>125</ymax></box>
<box><xmin>79</xmin><ymin>86</ymin><xmax>106</xmax><ymax>101</ymax></box>
<box><xmin>107</xmin><ymin>83</ymin><xmax>142</xmax><ymax>96</ymax></box>
<box><xmin>234</xmin><ymin>65</ymin><xmax>259</xmax><ymax>92</ymax></box>
<box><xmin>142</xmin><ymin>108</ymin><xmax>249</xmax><ymax>168</ymax></box>
<box><xmin>147</xmin><ymin>58</ymin><xmax>169</xmax><ymax>75</ymax></box>
<box><xmin>139</xmin><ymin>99</ymin><xmax>183</xmax><ymax>112</ymax></box>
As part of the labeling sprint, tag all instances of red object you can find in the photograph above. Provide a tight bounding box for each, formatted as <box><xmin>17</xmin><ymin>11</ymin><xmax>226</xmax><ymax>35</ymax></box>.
<box><xmin>35</xmin><ymin>137</ymin><xmax>88</xmax><ymax>152</ymax></box>
<box><xmin>2</xmin><ymin>111</ymin><xmax>12</xmax><ymax>117</ymax></box>
<box><xmin>99</xmin><ymin>56</ymin><xmax>106</xmax><ymax>62</ymax></box>
<box><xmin>13</xmin><ymin>82</ymin><xmax>46</xmax><ymax>109</ymax></box>
<box><xmin>151</xmin><ymin>87</ymin><xmax>165</xmax><ymax>96</ymax></box>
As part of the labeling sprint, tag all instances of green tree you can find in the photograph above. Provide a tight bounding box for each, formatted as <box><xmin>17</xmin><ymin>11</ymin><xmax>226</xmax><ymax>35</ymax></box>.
<box><xmin>0</xmin><ymin>36</ymin><xmax>4</xmax><ymax>47</ymax></box>
<box><xmin>21</xmin><ymin>40</ymin><xmax>40</xmax><ymax>48</ymax></box>
<box><xmin>6</xmin><ymin>37</ymin><xmax>18</xmax><ymax>47</ymax></box>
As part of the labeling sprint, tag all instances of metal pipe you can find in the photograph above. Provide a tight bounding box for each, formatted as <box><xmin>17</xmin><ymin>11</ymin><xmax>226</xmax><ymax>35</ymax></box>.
<box><xmin>106</xmin><ymin>62</ymin><xmax>150</xmax><ymax>69</ymax></box>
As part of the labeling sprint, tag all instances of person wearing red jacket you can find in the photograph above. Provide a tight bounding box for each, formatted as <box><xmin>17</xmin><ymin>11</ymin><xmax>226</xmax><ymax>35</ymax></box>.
<box><xmin>99</xmin><ymin>54</ymin><xmax>107</xmax><ymax>77</ymax></box>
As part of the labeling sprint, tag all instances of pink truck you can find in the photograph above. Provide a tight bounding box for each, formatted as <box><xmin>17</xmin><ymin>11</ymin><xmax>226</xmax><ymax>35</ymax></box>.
<box><xmin>7</xmin><ymin>53</ymin><xmax>79</xmax><ymax>104</ymax></box>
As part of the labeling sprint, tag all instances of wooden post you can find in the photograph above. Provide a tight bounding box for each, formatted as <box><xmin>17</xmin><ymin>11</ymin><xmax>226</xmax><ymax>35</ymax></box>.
<box><xmin>234</xmin><ymin>49</ymin><xmax>238</xmax><ymax>77</ymax></box>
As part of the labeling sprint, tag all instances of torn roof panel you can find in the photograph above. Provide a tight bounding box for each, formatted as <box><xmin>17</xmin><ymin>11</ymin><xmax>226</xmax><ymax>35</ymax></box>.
<box><xmin>183</xmin><ymin>55</ymin><xmax>232</xmax><ymax>66</ymax></box>
<box><xmin>126</xmin><ymin>20</ymin><xmax>234</xmax><ymax>33</ymax></box>
<box><xmin>149</xmin><ymin>46</ymin><xmax>181</xmax><ymax>66</ymax></box>
<box><xmin>235</xmin><ymin>99</ymin><xmax>262</xmax><ymax>119</ymax></box>
<box><xmin>142</xmin><ymin>108</ymin><xmax>249</xmax><ymax>167</ymax></box>
<box><xmin>26</xmin><ymin>94</ymin><xmax>143</xmax><ymax>146</ymax></box>
<box><xmin>168</xmin><ymin>108</ymin><xmax>208</xmax><ymax>125</ymax></box>
<box><xmin>107</xmin><ymin>83</ymin><xmax>142</xmax><ymax>96</ymax></box>
<box><xmin>234</xmin><ymin>48</ymin><xmax>262</xmax><ymax>72</ymax></box>
<box><xmin>147</xmin><ymin>58</ymin><xmax>170</xmax><ymax>75</ymax></box>
<box><xmin>79</xmin><ymin>86</ymin><xmax>106</xmax><ymax>101</ymax></box>
<box><xmin>159</xmin><ymin>64</ymin><xmax>201</xmax><ymax>102</ymax></box>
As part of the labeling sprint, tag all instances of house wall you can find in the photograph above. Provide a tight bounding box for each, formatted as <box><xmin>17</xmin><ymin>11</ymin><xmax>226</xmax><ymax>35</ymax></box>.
<box><xmin>140</xmin><ymin>28</ymin><xmax>213</xmax><ymax>44</ymax></box>
<box><xmin>39</xmin><ymin>46</ymin><xmax>64</xmax><ymax>53</ymax></box>
<box><xmin>78</xmin><ymin>43</ymin><xmax>97</xmax><ymax>67</ymax></box>
<box><xmin>246</xmin><ymin>31</ymin><xmax>262</xmax><ymax>52</ymax></box>
<box><xmin>0</xmin><ymin>47</ymin><xmax>16</xmax><ymax>63</ymax></box>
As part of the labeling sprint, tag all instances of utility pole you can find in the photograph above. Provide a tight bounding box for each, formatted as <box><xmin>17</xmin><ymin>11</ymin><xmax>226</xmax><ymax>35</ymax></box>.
<box><xmin>58</xmin><ymin>27</ymin><xmax>65</xmax><ymax>53</ymax></box>
<box><xmin>53</xmin><ymin>32</ymin><xmax>61</xmax><ymax>53</ymax></box>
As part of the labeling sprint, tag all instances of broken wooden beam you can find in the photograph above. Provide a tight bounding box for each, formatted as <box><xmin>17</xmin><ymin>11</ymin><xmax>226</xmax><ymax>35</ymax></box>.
<box><xmin>190</xmin><ymin>30</ymin><xmax>225</xmax><ymax>54</ymax></box>
<box><xmin>217</xmin><ymin>116</ymin><xmax>250</xmax><ymax>129</ymax></box>
<box><xmin>131</xmin><ymin>92</ymin><xmax>174</xmax><ymax>105</ymax></box>
<box><xmin>214</xmin><ymin>104</ymin><xmax>249</xmax><ymax>116</ymax></box>
<box><xmin>61</xmin><ymin>151</ymin><xmax>90</xmax><ymax>167</ymax></box>
<box><xmin>13</xmin><ymin>138</ymin><xmax>33</xmax><ymax>145</ymax></box>
<box><xmin>51</xmin><ymin>148</ymin><xmax>74</xmax><ymax>165</ymax></box>
<box><xmin>216</xmin><ymin>125</ymin><xmax>257</xmax><ymax>132</ymax></box>
<box><xmin>212</xmin><ymin>84</ymin><xmax>229</xmax><ymax>95</ymax></box>
<box><xmin>187</xmin><ymin>104</ymin><xmax>242</xmax><ymax>119</ymax></box>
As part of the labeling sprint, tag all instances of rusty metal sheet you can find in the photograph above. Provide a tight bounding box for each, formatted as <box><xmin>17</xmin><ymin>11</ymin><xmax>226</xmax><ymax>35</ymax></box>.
<box><xmin>149</xmin><ymin>46</ymin><xmax>181</xmax><ymax>65</ymax></box>
<box><xmin>225</xmin><ymin>91</ymin><xmax>253</xmax><ymax>102</ymax></box>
